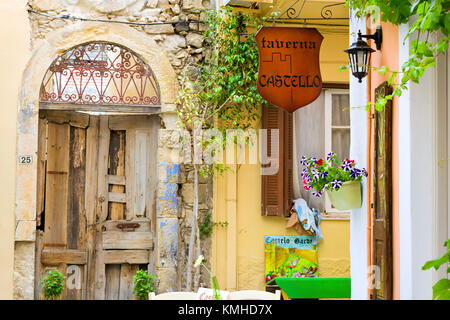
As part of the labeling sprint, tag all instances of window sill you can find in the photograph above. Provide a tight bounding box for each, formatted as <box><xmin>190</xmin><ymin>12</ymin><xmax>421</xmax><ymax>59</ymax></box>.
<box><xmin>320</xmin><ymin>211</ymin><xmax>350</xmax><ymax>220</ymax></box>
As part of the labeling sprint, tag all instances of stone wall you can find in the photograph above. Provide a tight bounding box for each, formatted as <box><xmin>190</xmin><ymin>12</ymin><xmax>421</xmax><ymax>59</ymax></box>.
<box><xmin>179</xmin><ymin>164</ymin><xmax>213</xmax><ymax>289</ymax></box>
<box><xmin>23</xmin><ymin>0</ymin><xmax>214</xmax><ymax>295</ymax></box>
<box><xmin>28</xmin><ymin>0</ymin><xmax>209</xmax><ymax>73</ymax></box>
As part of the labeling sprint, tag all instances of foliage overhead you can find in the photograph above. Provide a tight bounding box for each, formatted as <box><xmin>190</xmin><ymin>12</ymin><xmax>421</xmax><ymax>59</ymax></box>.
<box><xmin>177</xmin><ymin>8</ymin><xmax>265</xmax><ymax>132</ymax></box>
<box><xmin>345</xmin><ymin>0</ymin><xmax>449</xmax><ymax>111</ymax></box>
<box><xmin>202</xmin><ymin>7</ymin><xmax>264</xmax><ymax>129</ymax></box>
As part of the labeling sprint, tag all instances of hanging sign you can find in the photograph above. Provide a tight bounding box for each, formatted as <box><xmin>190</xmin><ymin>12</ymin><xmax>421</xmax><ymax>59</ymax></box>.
<box><xmin>256</xmin><ymin>27</ymin><xmax>324</xmax><ymax>113</ymax></box>
<box><xmin>264</xmin><ymin>235</ymin><xmax>319</xmax><ymax>281</ymax></box>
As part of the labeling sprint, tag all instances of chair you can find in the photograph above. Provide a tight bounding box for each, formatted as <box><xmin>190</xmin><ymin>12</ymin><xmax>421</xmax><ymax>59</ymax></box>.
<box><xmin>149</xmin><ymin>291</ymin><xmax>198</xmax><ymax>300</ymax></box>
<box><xmin>228</xmin><ymin>290</ymin><xmax>281</xmax><ymax>300</ymax></box>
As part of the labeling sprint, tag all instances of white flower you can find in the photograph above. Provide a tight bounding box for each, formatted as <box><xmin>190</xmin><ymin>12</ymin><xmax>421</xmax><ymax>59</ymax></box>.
<box><xmin>194</xmin><ymin>255</ymin><xmax>205</xmax><ymax>268</ymax></box>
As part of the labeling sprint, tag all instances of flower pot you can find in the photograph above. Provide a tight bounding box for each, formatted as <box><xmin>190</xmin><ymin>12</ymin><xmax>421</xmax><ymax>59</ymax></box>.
<box><xmin>326</xmin><ymin>181</ymin><xmax>362</xmax><ymax>210</ymax></box>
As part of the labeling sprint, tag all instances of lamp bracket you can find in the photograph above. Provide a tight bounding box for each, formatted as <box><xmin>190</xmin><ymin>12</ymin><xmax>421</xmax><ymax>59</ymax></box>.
<box><xmin>359</xmin><ymin>26</ymin><xmax>383</xmax><ymax>50</ymax></box>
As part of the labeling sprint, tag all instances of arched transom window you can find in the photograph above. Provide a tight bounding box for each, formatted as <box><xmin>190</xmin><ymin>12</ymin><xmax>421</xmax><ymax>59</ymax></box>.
<box><xmin>40</xmin><ymin>42</ymin><xmax>160</xmax><ymax>108</ymax></box>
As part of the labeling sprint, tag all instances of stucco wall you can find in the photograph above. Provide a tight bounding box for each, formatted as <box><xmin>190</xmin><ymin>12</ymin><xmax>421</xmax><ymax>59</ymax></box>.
<box><xmin>0</xmin><ymin>0</ymin><xmax>30</xmax><ymax>300</ymax></box>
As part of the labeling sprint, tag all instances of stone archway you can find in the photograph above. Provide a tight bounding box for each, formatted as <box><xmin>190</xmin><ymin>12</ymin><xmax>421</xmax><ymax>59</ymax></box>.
<box><xmin>14</xmin><ymin>21</ymin><xmax>179</xmax><ymax>299</ymax></box>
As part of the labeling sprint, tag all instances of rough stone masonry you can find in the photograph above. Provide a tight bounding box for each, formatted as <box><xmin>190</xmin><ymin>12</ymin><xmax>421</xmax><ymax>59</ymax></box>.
<box><xmin>15</xmin><ymin>0</ymin><xmax>214</xmax><ymax>298</ymax></box>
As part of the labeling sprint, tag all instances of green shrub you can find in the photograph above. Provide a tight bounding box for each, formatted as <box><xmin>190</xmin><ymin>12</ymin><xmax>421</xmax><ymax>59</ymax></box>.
<box><xmin>41</xmin><ymin>269</ymin><xmax>65</xmax><ymax>300</ymax></box>
<box><xmin>133</xmin><ymin>269</ymin><xmax>155</xmax><ymax>300</ymax></box>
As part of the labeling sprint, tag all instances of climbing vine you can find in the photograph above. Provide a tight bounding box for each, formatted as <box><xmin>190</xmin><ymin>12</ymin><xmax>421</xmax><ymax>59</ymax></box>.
<box><xmin>345</xmin><ymin>0</ymin><xmax>449</xmax><ymax>111</ymax></box>
<box><xmin>199</xmin><ymin>212</ymin><xmax>229</xmax><ymax>238</ymax></box>
<box><xmin>201</xmin><ymin>7</ymin><xmax>265</xmax><ymax>129</ymax></box>
<box><xmin>176</xmin><ymin>8</ymin><xmax>264</xmax><ymax>292</ymax></box>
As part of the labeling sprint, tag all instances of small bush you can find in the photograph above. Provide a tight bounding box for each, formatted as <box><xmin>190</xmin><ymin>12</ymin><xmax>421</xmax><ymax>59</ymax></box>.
<box><xmin>133</xmin><ymin>269</ymin><xmax>155</xmax><ymax>300</ymax></box>
<box><xmin>41</xmin><ymin>269</ymin><xmax>65</xmax><ymax>300</ymax></box>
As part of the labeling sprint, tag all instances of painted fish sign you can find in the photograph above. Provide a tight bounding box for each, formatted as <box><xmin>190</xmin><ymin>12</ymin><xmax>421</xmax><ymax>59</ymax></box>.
<box><xmin>256</xmin><ymin>27</ymin><xmax>324</xmax><ymax>113</ymax></box>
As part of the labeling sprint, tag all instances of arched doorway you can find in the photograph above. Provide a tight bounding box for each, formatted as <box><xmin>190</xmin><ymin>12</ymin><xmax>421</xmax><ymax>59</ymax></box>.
<box><xmin>35</xmin><ymin>42</ymin><xmax>160</xmax><ymax>299</ymax></box>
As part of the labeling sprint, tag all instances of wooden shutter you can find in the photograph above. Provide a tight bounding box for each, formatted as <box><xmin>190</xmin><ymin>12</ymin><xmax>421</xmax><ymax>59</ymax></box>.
<box><xmin>372</xmin><ymin>82</ymin><xmax>393</xmax><ymax>300</ymax></box>
<box><xmin>284</xmin><ymin>110</ymin><xmax>294</xmax><ymax>213</ymax></box>
<box><xmin>261</xmin><ymin>105</ymin><xmax>293</xmax><ymax>217</ymax></box>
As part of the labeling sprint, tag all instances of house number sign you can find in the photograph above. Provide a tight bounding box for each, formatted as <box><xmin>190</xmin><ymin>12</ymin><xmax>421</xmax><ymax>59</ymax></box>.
<box><xmin>18</xmin><ymin>155</ymin><xmax>33</xmax><ymax>165</ymax></box>
<box><xmin>256</xmin><ymin>27</ymin><xmax>324</xmax><ymax>113</ymax></box>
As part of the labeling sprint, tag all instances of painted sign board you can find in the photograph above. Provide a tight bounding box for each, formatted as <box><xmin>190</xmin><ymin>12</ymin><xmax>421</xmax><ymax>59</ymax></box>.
<box><xmin>264</xmin><ymin>235</ymin><xmax>319</xmax><ymax>282</ymax></box>
<box><xmin>256</xmin><ymin>27</ymin><xmax>324</xmax><ymax>113</ymax></box>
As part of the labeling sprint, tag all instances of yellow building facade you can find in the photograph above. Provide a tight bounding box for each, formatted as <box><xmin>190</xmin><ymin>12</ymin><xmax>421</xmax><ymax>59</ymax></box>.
<box><xmin>212</xmin><ymin>0</ymin><xmax>351</xmax><ymax>291</ymax></box>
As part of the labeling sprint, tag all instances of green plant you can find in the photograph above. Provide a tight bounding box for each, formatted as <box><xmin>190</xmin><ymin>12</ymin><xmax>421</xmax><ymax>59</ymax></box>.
<box><xmin>199</xmin><ymin>212</ymin><xmax>229</xmax><ymax>237</ymax></box>
<box><xmin>344</xmin><ymin>0</ymin><xmax>449</xmax><ymax>111</ymax></box>
<box><xmin>194</xmin><ymin>255</ymin><xmax>221</xmax><ymax>300</ymax></box>
<box><xmin>133</xmin><ymin>269</ymin><xmax>155</xmax><ymax>300</ymax></box>
<box><xmin>176</xmin><ymin>7</ymin><xmax>264</xmax><ymax>291</ymax></box>
<box><xmin>201</xmin><ymin>7</ymin><xmax>265</xmax><ymax>130</ymax></box>
<box><xmin>422</xmin><ymin>238</ymin><xmax>450</xmax><ymax>300</ymax></box>
<box><xmin>300</xmin><ymin>152</ymin><xmax>368</xmax><ymax>198</ymax></box>
<box><xmin>41</xmin><ymin>269</ymin><xmax>65</xmax><ymax>300</ymax></box>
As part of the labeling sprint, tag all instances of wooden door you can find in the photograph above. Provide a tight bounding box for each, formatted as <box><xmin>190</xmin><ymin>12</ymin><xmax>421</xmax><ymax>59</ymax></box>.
<box><xmin>35</xmin><ymin>111</ymin><xmax>158</xmax><ymax>300</ymax></box>
<box><xmin>371</xmin><ymin>82</ymin><xmax>393</xmax><ymax>300</ymax></box>
<box><xmin>93</xmin><ymin>115</ymin><xmax>158</xmax><ymax>300</ymax></box>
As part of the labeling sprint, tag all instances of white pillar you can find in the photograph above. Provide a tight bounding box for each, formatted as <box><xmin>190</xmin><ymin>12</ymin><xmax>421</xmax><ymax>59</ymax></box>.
<box><xmin>349</xmin><ymin>11</ymin><xmax>369</xmax><ymax>300</ymax></box>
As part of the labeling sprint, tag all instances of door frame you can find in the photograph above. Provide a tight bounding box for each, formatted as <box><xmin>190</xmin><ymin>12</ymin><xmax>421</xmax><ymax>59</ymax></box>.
<box><xmin>13</xmin><ymin>21</ymin><xmax>179</xmax><ymax>299</ymax></box>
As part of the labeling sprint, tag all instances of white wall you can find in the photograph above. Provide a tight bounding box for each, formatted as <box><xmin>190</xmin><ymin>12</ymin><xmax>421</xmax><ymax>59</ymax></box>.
<box><xmin>397</xmin><ymin>23</ymin><xmax>444</xmax><ymax>300</ymax></box>
<box><xmin>349</xmin><ymin>12</ymin><xmax>369</xmax><ymax>300</ymax></box>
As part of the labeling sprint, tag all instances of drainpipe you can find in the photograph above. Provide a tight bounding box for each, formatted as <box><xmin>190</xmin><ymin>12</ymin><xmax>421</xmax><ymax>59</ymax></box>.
<box><xmin>365</xmin><ymin>17</ymin><xmax>374</xmax><ymax>300</ymax></box>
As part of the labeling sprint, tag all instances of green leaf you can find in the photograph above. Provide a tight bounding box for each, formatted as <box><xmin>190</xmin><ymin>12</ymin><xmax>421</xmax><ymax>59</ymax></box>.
<box><xmin>432</xmin><ymin>278</ymin><xmax>450</xmax><ymax>300</ymax></box>
<box><xmin>378</xmin><ymin>65</ymin><xmax>390</xmax><ymax>75</ymax></box>
<box><xmin>422</xmin><ymin>252</ymin><xmax>449</xmax><ymax>271</ymax></box>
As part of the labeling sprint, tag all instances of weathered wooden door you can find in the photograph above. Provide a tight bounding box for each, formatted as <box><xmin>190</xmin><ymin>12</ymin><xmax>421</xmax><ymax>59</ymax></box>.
<box><xmin>35</xmin><ymin>111</ymin><xmax>158</xmax><ymax>300</ymax></box>
<box><xmin>371</xmin><ymin>82</ymin><xmax>393</xmax><ymax>300</ymax></box>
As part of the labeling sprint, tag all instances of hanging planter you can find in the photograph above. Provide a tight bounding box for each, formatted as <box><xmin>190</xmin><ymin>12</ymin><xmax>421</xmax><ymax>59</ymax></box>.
<box><xmin>327</xmin><ymin>180</ymin><xmax>362</xmax><ymax>210</ymax></box>
<box><xmin>300</xmin><ymin>152</ymin><xmax>366</xmax><ymax>210</ymax></box>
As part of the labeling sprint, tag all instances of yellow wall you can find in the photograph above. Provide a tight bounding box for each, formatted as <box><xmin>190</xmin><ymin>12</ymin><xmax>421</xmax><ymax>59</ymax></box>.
<box><xmin>212</xmin><ymin>20</ymin><xmax>350</xmax><ymax>290</ymax></box>
<box><xmin>0</xmin><ymin>0</ymin><xmax>30</xmax><ymax>299</ymax></box>
<box><xmin>213</xmin><ymin>164</ymin><xmax>350</xmax><ymax>291</ymax></box>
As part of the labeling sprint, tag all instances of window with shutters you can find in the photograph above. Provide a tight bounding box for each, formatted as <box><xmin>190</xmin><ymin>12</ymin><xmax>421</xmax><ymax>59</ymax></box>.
<box><xmin>323</xmin><ymin>89</ymin><xmax>351</xmax><ymax>217</ymax></box>
<box><xmin>261</xmin><ymin>106</ymin><xmax>293</xmax><ymax>217</ymax></box>
<box><xmin>262</xmin><ymin>88</ymin><xmax>350</xmax><ymax>219</ymax></box>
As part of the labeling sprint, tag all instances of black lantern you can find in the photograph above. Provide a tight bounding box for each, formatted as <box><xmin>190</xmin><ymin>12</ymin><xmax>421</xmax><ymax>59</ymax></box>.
<box><xmin>345</xmin><ymin>26</ymin><xmax>382</xmax><ymax>82</ymax></box>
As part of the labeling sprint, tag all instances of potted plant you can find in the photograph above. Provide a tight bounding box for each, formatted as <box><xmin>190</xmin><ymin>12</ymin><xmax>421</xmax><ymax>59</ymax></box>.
<box><xmin>133</xmin><ymin>269</ymin><xmax>155</xmax><ymax>300</ymax></box>
<box><xmin>41</xmin><ymin>269</ymin><xmax>65</xmax><ymax>300</ymax></box>
<box><xmin>300</xmin><ymin>152</ymin><xmax>367</xmax><ymax>210</ymax></box>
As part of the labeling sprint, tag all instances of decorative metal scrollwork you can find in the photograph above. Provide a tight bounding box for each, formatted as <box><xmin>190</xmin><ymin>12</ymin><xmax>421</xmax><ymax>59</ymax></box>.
<box><xmin>279</xmin><ymin>0</ymin><xmax>307</xmax><ymax>19</ymax></box>
<box><xmin>276</xmin><ymin>1</ymin><xmax>347</xmax><ymax>23</ymax></box>
<box><xmin>321</xmin><ymin>3</ymin><xmax>345</xmax><ymax>19</ymax></box>
<box><xmin>40</xmin><ymin>42</ymin><xmax>160</xmax><ymax>106</ymax></box>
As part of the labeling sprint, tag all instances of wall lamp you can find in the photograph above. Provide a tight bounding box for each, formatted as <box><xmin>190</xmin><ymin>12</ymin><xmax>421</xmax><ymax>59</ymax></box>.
<box><xmin>345</xmin><ymin>26</ymin><xmax>383</xmax><ymax>82</ymax></box>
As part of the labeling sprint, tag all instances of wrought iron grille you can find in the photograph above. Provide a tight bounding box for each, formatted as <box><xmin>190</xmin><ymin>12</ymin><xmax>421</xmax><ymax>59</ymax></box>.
<box><xmin>40</xmin><ymin>42</ymin><xmax>160</xmax><ymax>106</ymax></box>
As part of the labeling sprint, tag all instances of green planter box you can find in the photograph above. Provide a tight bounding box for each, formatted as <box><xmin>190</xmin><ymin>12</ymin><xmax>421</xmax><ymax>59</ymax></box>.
<box><xmin>327</xmin><ymin>181</ymin><xmax>362</xmax><ymax>210</ymax></box>
<box><xmin>275</xmin><ymin>277</ymin><xmax>351</xmax><ymax>299</ymax></box>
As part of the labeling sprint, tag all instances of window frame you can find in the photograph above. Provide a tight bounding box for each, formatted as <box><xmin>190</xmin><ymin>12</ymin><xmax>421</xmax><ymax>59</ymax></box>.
<box><xmin>323</xmin><ymin>88</ymin><xmax>351</xmax><ymax>219</ymax></box>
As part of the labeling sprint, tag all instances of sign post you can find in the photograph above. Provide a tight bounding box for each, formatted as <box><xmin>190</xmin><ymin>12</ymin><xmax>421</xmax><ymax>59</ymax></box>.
<box><xmin>256</xmin><ymin>27</ymin><xmax>324</xmax><ymax>112</ymax></box>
